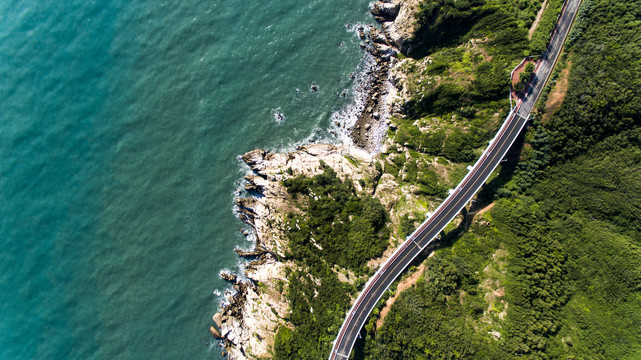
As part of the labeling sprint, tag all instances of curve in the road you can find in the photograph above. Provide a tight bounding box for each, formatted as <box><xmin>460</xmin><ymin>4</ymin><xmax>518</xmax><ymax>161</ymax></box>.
<box><xmin>329</xmin><ymin>0</ymin><xmax>583</xmax><ymax>359</ymax></box>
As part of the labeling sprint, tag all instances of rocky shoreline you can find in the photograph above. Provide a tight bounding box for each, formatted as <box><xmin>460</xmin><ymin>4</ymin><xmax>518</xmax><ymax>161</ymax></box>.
<box><xmin>214</xmin><ymin>145</ymin><xmax>384</xmax><ymax>359</ymax></box>
<box><xmin>349</xmin><ymin>0</ymin><xmax>420</xmax><ymax>152</ymax></box>
<box><xmin>211</xmin><ymin>2</ymin><xmax>418</xmax><ymax>358</ymax></box>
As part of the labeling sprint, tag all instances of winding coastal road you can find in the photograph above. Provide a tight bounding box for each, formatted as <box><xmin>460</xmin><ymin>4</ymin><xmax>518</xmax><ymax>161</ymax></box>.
<box><xmin>329</xmin><ymin>1</ymin><xmax>583</xmax><ymax>358</ymax></box>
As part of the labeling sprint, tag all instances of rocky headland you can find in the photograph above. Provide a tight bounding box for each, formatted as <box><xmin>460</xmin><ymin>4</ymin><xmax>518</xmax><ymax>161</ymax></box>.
<box><xmin>215</xmin><ymin>144</ymin><xmax>402</xmax><ymax>359</ymax></box>
<box><xmin>212</xmin><ymin>1</ymin><xmax>419</xmax><ymax>358</ymax></box>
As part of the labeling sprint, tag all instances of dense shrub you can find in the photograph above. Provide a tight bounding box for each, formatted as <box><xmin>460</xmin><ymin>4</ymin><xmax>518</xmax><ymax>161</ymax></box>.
<box><xmin>283</xmin><ymin>166</ymin><xmax>389</xmax><ymax>270</ymax></box>
<box><xmin>275</xmin><ymin>166</ymin><xmax>391</xmax><ymax>360</ymax></box>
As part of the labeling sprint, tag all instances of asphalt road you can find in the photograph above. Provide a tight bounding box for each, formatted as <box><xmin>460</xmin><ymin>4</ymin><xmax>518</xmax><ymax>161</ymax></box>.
<box><xmin>329</xmin><ymin>1</ymin><xmax>583</xmax><ymax>359</ymax></box>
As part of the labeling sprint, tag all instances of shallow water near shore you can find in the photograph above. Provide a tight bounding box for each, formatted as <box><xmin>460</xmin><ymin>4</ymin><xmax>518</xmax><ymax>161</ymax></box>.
<box><xmin>0</xmin><ymin>0</ymin><xmax>373</xmax><ymax>358</ymax></box>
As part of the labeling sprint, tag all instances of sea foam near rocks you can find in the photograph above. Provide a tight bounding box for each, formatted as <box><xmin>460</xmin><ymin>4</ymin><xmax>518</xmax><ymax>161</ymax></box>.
<box><xmin>329</xmin><ymin>52</ymin><xmax>379</xmax><ymax>146</ymax></box>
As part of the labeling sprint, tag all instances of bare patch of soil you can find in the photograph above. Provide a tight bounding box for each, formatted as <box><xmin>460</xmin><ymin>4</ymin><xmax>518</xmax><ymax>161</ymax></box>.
<box><xmin>529</xmin><ymin>0</ymin><xmax>549</xmax><ymax>40</ymax></box>
<box><xmin>431</xmin><ymin>160</ymin><xmax>450</xmax><ymax>180</ymax></box>
<box><xmin>476</xmin><ymin>202</ymin><xmax>495</xmax><ymax>216</ymax></box>
<box><xmin>543</xmin><ymin>60</ymin><xmax>572</xmax><ymax>122</ymax></box>
<box><xmin>468</xmin><ymin>38</ymin><xmax>492</xmax><ymax>62</ymax></box>
<box><xmin>476</xmin><ymin>247</ymin><xmax>509</xmax><ymax>338</ymax></box>
<box><xmin>376</xmin><ymin>262</ymin><xmax>427</xmax><ymax>329</ymax></box>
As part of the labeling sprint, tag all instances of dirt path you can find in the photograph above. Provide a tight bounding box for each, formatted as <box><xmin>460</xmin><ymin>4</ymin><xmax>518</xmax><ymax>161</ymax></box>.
<box><xmin>376</xmin><ymin>262</ymin><xmax>426</xmax><ymax>329</ymax></box>
<box><xmin>543</xmin><ymin>60</ymin><xmax>572</xmax><ymax>122</ymax></box>
<box><xmin>529</xmin><ymin>0</ymin><xmax>549</xmax><ymax>39</ymax></box>
<box><xmin>476</xmin><ymin>202</ymin><xmax>495</xmax><ymax>216</ymax></box>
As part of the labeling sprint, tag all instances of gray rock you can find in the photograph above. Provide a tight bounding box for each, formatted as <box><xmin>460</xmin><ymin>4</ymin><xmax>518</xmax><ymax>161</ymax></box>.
<box><xmin>220</xmin><ymin>271</ymin><xmax>238</xmax><ymax>283</ymax></box>
<box><xmin>370</xmin><ymin>2</ymin><xmax>400</xmax><ymax>22</ymax></box>
<box><xmin>244</xmin><ymin>175</ymin><xmax>266</xmax><ymax>193</ymax></box>
<box><xmin>213</xmin><ymin>313</ymin><xmax>223</xmax><ymax>328</ymax></box>
<box><xmin>376</xmin><ymin>44</ymin><xmax>398</xmax><ymax>61</ymax></box>
<box><xmin>235</xmin><ymin>247</ymin><xmax>268</xmax><ymax>258</ymax></box>
<box><xmin>241</xmin><ymin>149</ymin><xmax>267</xmax><ymax>167</ymax></box>
<box><xmin>370</xmin><ymin>29</ymin><xmax>388</xmax><ymax>44</ymax></box>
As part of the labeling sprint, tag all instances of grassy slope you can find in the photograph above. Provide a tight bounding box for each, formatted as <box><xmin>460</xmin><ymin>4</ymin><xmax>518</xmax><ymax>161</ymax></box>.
<box><xmin>381</xmin><ymin>0</ymin><xmax>561</xmax><ymax>206</ymax></box>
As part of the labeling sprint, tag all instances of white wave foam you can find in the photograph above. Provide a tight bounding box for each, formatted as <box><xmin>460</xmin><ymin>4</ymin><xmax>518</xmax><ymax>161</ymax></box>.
<box><xmin>271</xmin><ymin>108</ymin><xmax>285</xmax><ymax>125</ymax></box>
<box><xmin>368</xmin><ymin>78</ymin><xmax>394</xmax><ymax>153</ymax></box>
<box><xmin>218</xmin><ymin>287</ymin><xmax>238</xmax><ymax>309</ymax></box>
<box><xmin>217</xmin><ymin>22</ymin><xmax>390</xmax><ymax>314</ymax></box>
<box><xmin>328</xmin><ymin>52</ymin><xmax>379</xmax><ymax>146</ymax></box>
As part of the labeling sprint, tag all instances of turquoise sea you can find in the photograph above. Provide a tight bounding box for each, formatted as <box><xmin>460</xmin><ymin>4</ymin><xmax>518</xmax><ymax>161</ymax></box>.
<box><xmin>0</xmin><ymin>0</ymin><xmax>373</xmax><ymax>359</ymax></box>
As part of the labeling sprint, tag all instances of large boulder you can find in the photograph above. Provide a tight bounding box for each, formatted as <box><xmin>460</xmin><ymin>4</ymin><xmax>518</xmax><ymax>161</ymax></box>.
<box><xmin>241</xmin><ymin>149</ymin><xmax>267</xmax><ymax>168</ymax></box>
<box><xmin>370</xmin><ymin>2</ymin><xmax>401</xmax><ymax>22</ymax></box>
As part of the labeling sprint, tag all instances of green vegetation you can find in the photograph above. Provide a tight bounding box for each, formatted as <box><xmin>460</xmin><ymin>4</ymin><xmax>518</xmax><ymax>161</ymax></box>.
<box><xmin>366</xmin><ymin>132</ymin><xmax>641</xmax><ymax>359</ymax></box>
<box><xmin>394</xmin><ymin>0</ymin><xmax>556</xmax><ymax>166</ymax></box>
<box><xmin>544</xmin><ymin>0</ymin><xmax>641</xmax><ymax>162</ymax></box>
<box><xmin>366</xmin><ymin>247</ymin><xmax>501</xmax><ymax>359</ymax></box>
<box><xmin>411</xmin><ymin>0</ymin><xmax>549</xmax><ymax>58</ymax></box>
<box><xmin>497</xmin><ymin>117</ymin><xmax>551</xmax><ymax>196</ymax></box>
<box><xmin>529</xmin><ymin>0</ymin><xmax>564</xmax><ymax>54</ymax></box>
<box><xmin>266</xmin><ymin>0</ymin><xmax>641</xmax><ymax>358</ymax></box>
<box><xmin>283</xmin><ymin>165</ymin><xmax>389</xmax><ymax>271</ymax></box>
<box><xmin>515</xmin><ymin>61</ymin><xmax>536</xmax><ymax>92</ymax></box>
<box><xmin>364</xmin><ymin>0</ymin><xmax>641</xmax><ymax>359</ymax></box>
<box><xmin>412</xmin><ymin>0</ymin><xmax>488</xmax><ymax>56</ymax></box>
<box><xmin>379</xmin><ymin>147</ymin><xmax>451</xmax><ymax>201</ymax></box>
<box><xmin>274</xmin><ymin>165</ymin><xmax>389</xmax><ymax>359</ymax></box>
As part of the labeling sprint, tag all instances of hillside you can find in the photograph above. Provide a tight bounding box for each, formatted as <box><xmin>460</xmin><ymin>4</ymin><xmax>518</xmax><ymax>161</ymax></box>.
<box><xmin>216</xmin><ymin>0</ymin><xmax>641</xmax><ymax>359</ymax></box>
<box><xmin>362</xmin><ymin>0</ymin><xmax>641</xmax><ymax>359</ymax></box>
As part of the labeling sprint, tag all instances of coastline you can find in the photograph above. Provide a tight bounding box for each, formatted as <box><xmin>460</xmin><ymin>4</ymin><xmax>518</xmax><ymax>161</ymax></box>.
<box><xmin>212</xmin><ymin>2</ymin><xmax>419</xmax><ymax>358</ymax></box>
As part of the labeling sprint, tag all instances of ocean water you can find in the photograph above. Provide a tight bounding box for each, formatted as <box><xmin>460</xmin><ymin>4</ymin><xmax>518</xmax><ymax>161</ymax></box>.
<box><xmin>0</xmin><ymin>0</ymin><xmax>373</xmax><ymax>359</ymax></box>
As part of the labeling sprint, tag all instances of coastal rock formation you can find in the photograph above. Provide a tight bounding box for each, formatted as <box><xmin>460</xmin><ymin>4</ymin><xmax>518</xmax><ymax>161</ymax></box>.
<box><xmin>370</xmin><ymin>2</ymin><xmax>401</xmax><ymax>22</ymax></box>
<box><xmin>218</xmin><ymin>257</ymin><xmax>290</xmax><ymax>360</ymax></box>
<box><xmin>215</xmin><ymin>2</ymin><xmax>417</xmax><ymax>358</ymax></box>
<box><xmin>218</xmin><ymin>144</ymin><xmax>384</xmax><ymax>359</ymax></box>
<box><xmin>375</xmin><ymin>0</ymin><xmax>422</xmax><ymax>54</ymax></box>
<box><xmin>349</xmin><ymin>26</ymin><xmax>396</xmax><ymax>151</ymax></box>
<box><xmin>349</xmin><ymin>0</ymin><xmax>419</xmax><ymax>152</ymax></box>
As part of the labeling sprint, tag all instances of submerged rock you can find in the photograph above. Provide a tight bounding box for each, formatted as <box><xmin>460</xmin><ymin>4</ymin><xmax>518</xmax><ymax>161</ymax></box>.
<box><xmin>220</xmin><ymin>271</ymin><xmax>238</xmax><ymax>283</ymax></box>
